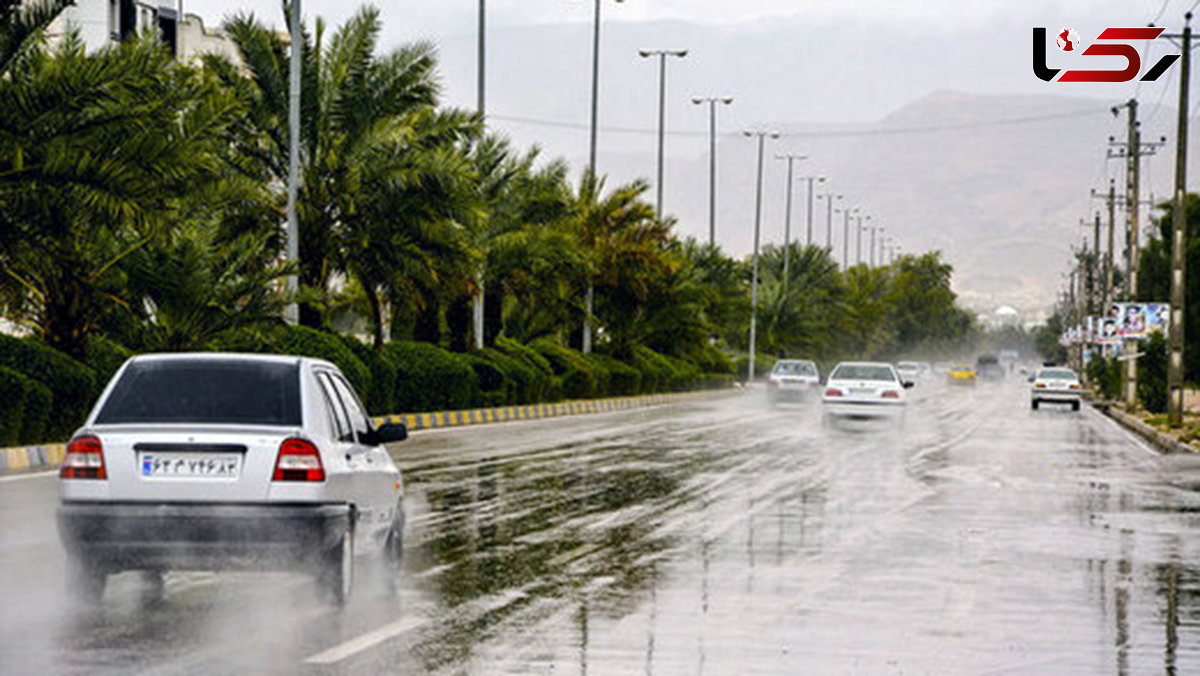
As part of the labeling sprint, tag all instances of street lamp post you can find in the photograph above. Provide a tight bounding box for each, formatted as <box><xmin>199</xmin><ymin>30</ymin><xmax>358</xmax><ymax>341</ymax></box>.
<box><xmin>582</xmin><ymin>0</ymin><xmax>624</xmax><ymax>355</ymax></box>
<box><xmin>692</xmin><ymin>96</ymin><xmax>733</xmax><ymax>247</ymax></box>
<box><xmin>855</xmin><ymin>215</ymin><xmax>871</xmax><ymax>265</ymax></box>
<box><xmin>819</xmin><ymin>193</ymin><xmax>842</xmax><ymax>251</ymax></box>
<box><xmin>839</xmin><ymin>207</ymin><xmax>858</xmax><ymax>270</ymax></box>
<box><xmin>745</xmin><ymin>130</ymin><xmax>779</xmax><ymax>384</ymax></box>
<box><xmin>640</xmin><ymin>49</ymin><xmax>688</xmax><ymax>218</ymax></box>
<box><xmin>803</xmin><ymin>176</ymin><xmax>826</xmax><ymax>247</ymax></box>
<box><xmin>776</xmin><ymin>153</ymin><xmax>808</xmax><ymax>286</ymax></box>
<box><xmin>871</xmin><ymin>226</ymin><xmax>883</xmax><ymax>268</ymax></box>
<box><xmin>285</xmin><ymin>0</ymin><xmax>301</xmax><ymax>325</ymax></box>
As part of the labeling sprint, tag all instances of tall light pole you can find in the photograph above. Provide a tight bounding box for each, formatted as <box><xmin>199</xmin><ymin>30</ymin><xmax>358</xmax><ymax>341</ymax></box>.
<box><xmin>839</xmin><ymin>206</ymin><xmax>858</xmax><ymax>270</ymax></box>
<box><xmin>1165</xmin><ymin>15</ymin><xmax>1193</xmax><ymax>426</ymax></box>
<box><xmin>284</xmin><ymin>0</ymin><xmax>301</xmax><ymax>325</ymax></box>
<box><xmin>582</xmin><ymin>0</ymin><xmax>624</xmax><ymax>354</ymax></box>
<box><xmin>692</xmin><ymin>96</ymin><xmax>733</xmax><ymax>247</ymax></box>
<box><xmin>856</xmin><ymin>215</ymin><xmax>870</xmax><ymax>265</ymax></box>
<box><xmin>871</xmin><ymin>226</ymin><xmax>883</xmax><ymax>268</ymax></box>
<box><xmin>745</xmin><ymin>130</ymin><xmax>779</xmax><ymax>383</ymax></box>
<box><xmin>819</xmin><ymin>193</ymin><xmax>841</xmax><ymax>251</ymax></box>
<box><xmin>802</xmin><ymin>176</ymin><xmax>826</xmax><ymax>247</ymax></box>
<box><xmin>775</xmin><ymin>153</ymin><xmax>808</xmax><ymax>286</ymax></box>
<box><xmin>473</xmin><ymin>0</ymin><xmax>486</xmax><ymax>349</ymax></box>
<box><xmin>639</xmin><ymin>48</ymin><xmax>688</xmax><ymax>218</ymax></box>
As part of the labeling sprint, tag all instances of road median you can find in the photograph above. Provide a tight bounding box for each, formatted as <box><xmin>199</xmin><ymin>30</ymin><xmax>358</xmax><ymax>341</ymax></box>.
<box><xmin>1094</xmin><ymin>402</ymin><xmax>1200</xmax><ymax>455</ymax></box>
<box><xmin>0</xmin><ymin>388</ymin><xmax>740</xmax><ymax>476</ymax></box>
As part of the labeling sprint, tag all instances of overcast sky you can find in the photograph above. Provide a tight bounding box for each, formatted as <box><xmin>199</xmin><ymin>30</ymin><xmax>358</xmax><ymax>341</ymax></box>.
<box><xmin>181</xmin><ymin>0</ymin><xmax>1197</xmax><ymax>312</ymax></box>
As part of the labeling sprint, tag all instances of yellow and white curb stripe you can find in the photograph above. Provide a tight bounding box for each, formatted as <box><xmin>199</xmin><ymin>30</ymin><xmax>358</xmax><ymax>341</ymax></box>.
<box><xmin>0</xmin><ymin>390</ymin><xmax>732</xmax><ymax>475</ymax></box>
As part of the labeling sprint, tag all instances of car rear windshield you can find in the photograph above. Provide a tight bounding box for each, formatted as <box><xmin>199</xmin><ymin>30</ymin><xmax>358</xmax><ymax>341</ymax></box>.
<box><xmin>831</xmin><ymin>364</ymin><xmax>895</xmax><ymax>382</ymax></box>
<box><xmin>774</xmin><ymin>361</ymin><xmax>816</xmax><ymax>376</ymax></box>
<box><xmin>95</xmin><ymin>359</ymin><xmax>302</xmax><ymax>426</ymax></box>
<box><xmin>1038</xmin><ymin>369</ymin><xmax>1076</xmax><ymax>380</ymax></box>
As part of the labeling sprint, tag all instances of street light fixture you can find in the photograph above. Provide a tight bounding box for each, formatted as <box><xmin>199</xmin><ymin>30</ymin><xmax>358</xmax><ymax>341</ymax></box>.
<box><xmin>640</xmin><ymin>48</ymin><xmax>688</xmax><ymax>218</ymax></box>
<box><xmin>692</xmin><ymin>96</ymin><xmax>734</xmax><ymax>247</ymax></box>
<box><xmin>744</xmin><ymin>130</ymin><xmax>780</xmax><ymax>384</ymax></box>
<box><xmin>855</xmin><ymin>214</ymin><xmax>871</xmax><ymax>265</ymax></box>
<box><xmin>802</xmin><ymin>175</ymin><xmax>826</xmax><ymax>247</ymax></box>
<box><xmin>581</xmin><ymin>0</ymin><xmax>625</xmax><ymax>355</ymax></box>
<box><xmin>775</xmin><ymin>153</ymin><xmax>808</xmax><ymax>286</ymax></box>
<box><xmin>818</xmin><ymin>193</ymin><xmax>842</xmax><ymax>251</ymax></box>
<box><xmin>838</xmin><ymin>206</ymin><xmax>859</xmax><ymax>270</ymax></box>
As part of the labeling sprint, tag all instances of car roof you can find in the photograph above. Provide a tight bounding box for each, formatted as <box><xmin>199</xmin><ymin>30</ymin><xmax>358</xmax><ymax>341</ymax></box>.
<box><xmin>832</xmin><ymin>361</ymin><xmax>894</xmax><ymax>368</ymax></box>
<box><xmin>775</xmin><ymin>359</ymin><xmax>815</xmax><ymax>365</ymax></box>
<box><xmin>127</xmin><ymin>352</ymin><xmax>336</xmax><ymax>370</ymax></box>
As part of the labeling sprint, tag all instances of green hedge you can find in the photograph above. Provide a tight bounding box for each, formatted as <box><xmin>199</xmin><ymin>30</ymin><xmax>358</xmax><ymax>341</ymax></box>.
<box><xmin>338</xmin><ymin>335</ymin><xmax>398</xmax><ymax>415</ymax></box>
<box><xmin>384</xmin><ymin>341</ymin><xmax>476</xmax><ymax>412</ymax></box>
<box><xmin>588</xmin><ymin>353</ymin><xmax>642</xmax><ymax>396</ymax></box>
<box><xmin>530</xmin><ymin>338</ymin><xmax>597</xmax><ymax>399</ymax></box>
<box><xmin>633</xmin><ymin>346</ymin><xmax>676</xmax><ymax>394</ymax></box>
<box><xmin>663</xmin><ymin>354</ymin><xmax>702</xmax><ymax>392</ymax></box>
<box><xmin>734</xmin><ymin>353</ymin><xmax>778</xmax><ymax>382</ymax></box>
<box><xmin>0</xmin><ymin>366</ymin><xmax>28</xmax><ymax>446</ymax></box>
<box><xmin>0</xmin><ymin>335</ymin><xmax>96</xmax><ymax>439</ymax></box>
<box><xmin>20</xmin><ymin>379</ymin><xmax>52</xmax><ymax>444</ymax></box>
<box><xmin>465</xmin><ymin>354</ymin><xmax>510</xmax><ymax>407</ymax></box>
<box><xmin>494</xmin><ymin>336</ymin><xmax>557</xmax><ymax>402</ymax></box>
<box><xmin>83</xmin><ymin>334</ymin><xmax>133</xmax><ymax>395</ymax></box>
<box><xmin>688</xmin><ymin>344</ymin><xmax>735</xmax><ymax>375</ymax></box>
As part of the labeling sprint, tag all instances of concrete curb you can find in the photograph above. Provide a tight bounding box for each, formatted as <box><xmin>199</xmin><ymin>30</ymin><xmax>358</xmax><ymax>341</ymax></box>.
<box><xmin>0</xmin><ymin>388</ymin><xmax>738</xmax><ymax>476</ymax></box>
<box><xmin>1096</xmin><ymin>403</ymin><xmax>1199</xmax><ymax>455</ymax></box>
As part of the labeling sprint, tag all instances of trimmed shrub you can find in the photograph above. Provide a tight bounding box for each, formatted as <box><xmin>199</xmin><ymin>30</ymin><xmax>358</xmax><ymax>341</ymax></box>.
<box><xmin>383</xmin><ymin>341</ymin><xmax>477</xmax><ymax>412</ymax></box>
<box><xmin>663</xmin><ymin>354</ymin><xmax>702</xmax><ymax>392</ymax></box>
<box><xmin>688</xmin><ymin>344</ymin><xmax>735</xmax><ymax>375</ymax></box>
<box><xmin>588</xmin><ymin>354</ymin><xmax>642</xmax><ymax>396</ymax></box>
<box><xmin>465</xmin><ymin>354</ymin><xmax>511</xmax><ymax>407</ymax></box>
<box><xmin>477</xmin><ymin>348</ymin><xmax>538</xmax><ymax>404</ymax></box>
<box><xmin>20</xmin><ymin>379</ymin><xmax>52</xmax><ymax>444</ymax></box>
<box><xmin>494</xmin><ymin>336</ymin><xmax>557</xmax><ymax>402</ymax></box>
<box><xmin>734</xmin><ymin>353</ymin><xmax>777</xmax><ymax>382</ymax></box>
<box><xmin>530</xmin><ymin>338</ymin><xmax>598</xmax><ymax>399</ymax></box>
<box><xmin>0</xmin><ymin>366</ymin><xmax>28</xmax><ymax>446</ymax></box>
<box><xmin>1138</xmin><ymin>331</ymin><xmax>1168</xmax><ymax>414</ymax></box>
<box><xmin>699</xmin><ymin>373</ymin><xmax>737</xmax><ymax>390</ymax></box>
<box><xmin>271</xmin><ymin>326</ymin><xmax>372</xmax><ymax>399</ymax></box>
<box><xmin>84</xmin><ymin>334</ymin><xmax>133</xmax><ymax>394</ymax></box>
<box><xmin>0</xmin><ymin>335</ymin><xmax>96</xmax><ymax>439</ymax></box>
<box><xmin>633</xmin><ymin>346</ymin><xmax>676</xmax><ymax>393</ymax></box>
<box><xmin>338</xmin><ymin>335</ymin><xmax>399</xmax><ymax>415</ymax></box>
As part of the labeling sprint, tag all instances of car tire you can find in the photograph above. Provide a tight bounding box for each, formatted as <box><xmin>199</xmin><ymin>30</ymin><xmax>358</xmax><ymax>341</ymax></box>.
<box><xmin>1071</xmin><ymin>401</ymin><xmax>1081</xmax><ymax>412</ymax></box>
<box><xmin>320</xmin><ymin>527</ymin><xmax>354</xmax><ymax>607</ymax></box>
<box><xmin>384</xmin><ymin>507</ymin><xmax>405</xmax><ymax>567</ymax></box>
<box><xmin>67</xmin><ymin>557</ymin><xmax>107</xmax><ymax>604</ymax></box>
<box><xmin>1031</xmin><ymin>400</ymin><xmax>1039</xmax><ymax>410</ymax></box>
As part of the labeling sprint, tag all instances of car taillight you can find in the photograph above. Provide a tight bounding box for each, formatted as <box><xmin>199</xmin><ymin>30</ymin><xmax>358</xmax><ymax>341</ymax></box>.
<box><xmin>881</xmin><ymin>390</ymin><xmax>901</xmax><ymax>399</ymax></box>
<box><xmin>1035</xmin><ymin>383</ymin><xmax>1046</xmax><ymax>389</ymax></box>
<box><xmin>60</xmin><ymin>436</ymin><xmax>106</xmax><ymax>480</ymax></box>
<box><xmin>825</xmin><ymin>388</ymin><xmax>843</xmax><ymax>397</ymax></box>
<box><xmin>273</xmin><ymin>438</ymin><xmax>325</xmax><ymax>482</ymax></box>
<box><xmin>1069</xmin><ymin>383</ymin><xmax>1081</xmax><ymax>390</ymax></box>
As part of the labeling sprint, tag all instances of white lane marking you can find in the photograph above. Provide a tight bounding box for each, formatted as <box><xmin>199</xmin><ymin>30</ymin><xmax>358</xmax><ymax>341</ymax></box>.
<box><xmin>303</xmin><ymin>615</ymin><xmax>429</xmax><ymax>665</ymax></box>
<box><xmin>0</xmin><ymin>469</ymin><xmax>56</xmax><ymax>483</ymax></box>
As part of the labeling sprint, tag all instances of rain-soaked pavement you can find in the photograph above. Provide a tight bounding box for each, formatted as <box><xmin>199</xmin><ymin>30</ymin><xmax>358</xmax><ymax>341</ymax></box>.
<box><xmin>3</xmin><ymin>377</ymin><xmax>1200</xmax><ymax>674</ymax></box>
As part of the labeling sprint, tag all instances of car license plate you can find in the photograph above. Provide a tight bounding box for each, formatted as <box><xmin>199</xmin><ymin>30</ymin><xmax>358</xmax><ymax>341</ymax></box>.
<box><xmin>139</xmin><ymin>452</ymin><xmax>241</xmax><ymax>478</ymax></box>
<box><xmin>850</xmin><ymin>388</ymin><xmax>874</xmax><ymax>396</ymax></box>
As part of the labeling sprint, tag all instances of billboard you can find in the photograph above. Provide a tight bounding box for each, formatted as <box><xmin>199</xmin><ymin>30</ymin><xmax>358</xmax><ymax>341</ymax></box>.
<box><xmin>1092</xmin><ymin>303</ymin><xmax>1169</xmax><ymax>344</ymax></box>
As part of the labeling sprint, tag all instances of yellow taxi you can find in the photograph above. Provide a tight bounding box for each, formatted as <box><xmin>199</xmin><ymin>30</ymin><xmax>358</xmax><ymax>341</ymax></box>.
<box><xmin>947</xmin><ymin>363</ymin><xmax>977</xmax><ymax>385</ymax></box>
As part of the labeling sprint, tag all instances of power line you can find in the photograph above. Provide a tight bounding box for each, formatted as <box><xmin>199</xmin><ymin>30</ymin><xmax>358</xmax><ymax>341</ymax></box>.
<box><xmin>489</xmin><ymin>107</ymin><xmax>1110</xmax><ymax>140</ymax></box>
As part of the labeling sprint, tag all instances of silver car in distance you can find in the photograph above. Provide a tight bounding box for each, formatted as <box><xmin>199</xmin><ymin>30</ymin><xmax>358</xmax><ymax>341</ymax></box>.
<box><xmin>821</xmin><ymin>361</ymin><xmax>913</xmax><ymax>426</ymax></box>
<box><xmin>766</xmin><ymin>359</ymin><xmax>821</xmax><ymax>404</ymax></box>
<box><xmin>1030</xmin><ymin>366</ymin><xmax>1082</xmax><ymax>411</ymax></box>
<box><xmin>57</xmin><ymin>353</ymin><xmax>408</xmax><ymax>605</ymax></box>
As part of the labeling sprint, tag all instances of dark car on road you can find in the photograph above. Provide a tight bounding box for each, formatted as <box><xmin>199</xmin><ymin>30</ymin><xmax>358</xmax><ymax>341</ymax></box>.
<box><xmin>976</xmin><ymin>354</ymin><xmax>1004</xmax><ymax>380</ymax></box>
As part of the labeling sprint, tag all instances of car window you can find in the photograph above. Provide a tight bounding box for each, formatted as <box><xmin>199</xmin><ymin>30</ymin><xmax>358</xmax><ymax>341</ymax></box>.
<box><xmin>831</xmin><ymin>364</ymin><xmax>896</xmax><ymax>382</ymax></box>
<box><xmin>1038</xmin><ymin>369</ymin><xmax>1076</xmax><ymax>380</ymax></box>
<box><xmin>95</xmin><ymin>360</ymin><xmax>301</xmax><ymax>425</ymax></box>
<box><xmin>773</xmin><ymin>361</ymin><xmax>816</xmax><ymax>376</ymax></box>
<box><xmin>329</xmin><ymin>374</ymin><xmax>371</xmax><ymax>442</ymax></box>
<box><xmin>317</xmin><ymin>372</ymin><xmax>353</xmax><ymax>442</ymax></box>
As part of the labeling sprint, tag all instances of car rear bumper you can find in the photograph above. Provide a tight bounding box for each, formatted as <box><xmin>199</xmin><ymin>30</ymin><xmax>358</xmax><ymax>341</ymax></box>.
<box><xmin>57</xmin><ymin>501</ymin><xmax>352</xmax><ymax>572</ymax></box>
<box><xmin>1031</xmin><ymin>390</ymin><xmax>1081</xmax><ymax>403</ymax></box>
<box><xmin>822</xmin><ymin>401</ymin><xmax>906</xmax><ymax>419</ymax></box>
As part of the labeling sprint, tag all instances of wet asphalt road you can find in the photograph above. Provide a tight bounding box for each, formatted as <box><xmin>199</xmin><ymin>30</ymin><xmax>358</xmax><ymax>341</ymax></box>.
<box><xmin>3</xmin><ymin>378</ymin><xmax>1200</xmax><ymax>675</ymax></box>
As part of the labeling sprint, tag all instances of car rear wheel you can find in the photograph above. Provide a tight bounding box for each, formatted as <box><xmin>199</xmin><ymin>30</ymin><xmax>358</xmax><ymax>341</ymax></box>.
<box><xmin>1071</xmin><ymin>401</ymin><xmax>1080</xmax><ymax>412</ymax></box>
<box><xmin>319</xmin><ymin>528</ymin><xmax>353</xmax><ymax>606</ymax></box>
<box><xmin>1031</xmin><ymin>400</ymin><xmax>1039</xmax><ymax>410</ymax></box>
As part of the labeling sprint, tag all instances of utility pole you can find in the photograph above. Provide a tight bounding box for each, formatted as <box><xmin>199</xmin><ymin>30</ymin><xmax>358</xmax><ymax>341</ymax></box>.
<box><xmin>284</xmin><ymin>0</ymin><xmax>301</xmax><ymax>325</ymax></box>
<box><xmin>693</xmin><ymin>96</ymin><xmax>733</xmax><ymax>247</ymax></box>
<box><xmin>776</xmin><ymin>154</ymin><xmax>808</xmax><ymax>287</ymax></box>
<box><xmin>1092</xmin><ymin>212</ymin><xmax>1101</xmax><ymax>316</ymax></box>
<box><xmin>1165</xmin><ymin>15</ymin><xmax>1193</xmax><ymax>427</ymax></box>
<box><xmin>1112</xmin><ymin>99</ymin><xmax>1142</xmax><ymax>408</ymax></box>
<box><xmin>745</xmin><ymin>130</ymin><xmax>778</xmax><ymax>383</ymax></box>
<box><xmin>1106</xmin><ymin>179</ymin><xmax>1116</xmax><ymax>312</ymax></box>
<box><xmin>640</xmin><ymin>48</ymin><xmax>688</xmax><ymax>218</ymax></box>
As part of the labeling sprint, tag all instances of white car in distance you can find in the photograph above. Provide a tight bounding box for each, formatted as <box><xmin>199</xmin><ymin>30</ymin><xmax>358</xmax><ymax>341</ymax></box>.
<box><xmin>767</xmin><ymin>359</ymin><xmax>821</xmax><ymax>404</ymax></box>
<box><xmin>1030</xmin><ymin>366</ymin><xmax>1082</xmax><ymax>411</ymax></box>
<box><xmin>822</xmin><ymin>361</ymin><xmax>913</xmax><ymax>425</ymax></box>
<box><xmin>57</xmin><ymin>353</ymin><xmax>409</xmax><ymax>605</ymax></box>
<box><xmin>895</xmin><ymin>361</ymin><xmax>922</xmax><ymax>384</ymax></box>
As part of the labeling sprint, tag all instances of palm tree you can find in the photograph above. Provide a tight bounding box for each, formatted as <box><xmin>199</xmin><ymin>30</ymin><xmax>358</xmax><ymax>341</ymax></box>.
<box><xmin>213</xmin><ymin>5</ymin><xmax>479</xmax><ymax>334</ymax></box>
<box><xmin>754</xmin><ymin>243</ymin><xmax>845</xmax><ymax>358</ymax></box>
<box><xmin>0</xmin><ymin>32</ymin><xmax>244</xmax><ymax>358</ymax></box>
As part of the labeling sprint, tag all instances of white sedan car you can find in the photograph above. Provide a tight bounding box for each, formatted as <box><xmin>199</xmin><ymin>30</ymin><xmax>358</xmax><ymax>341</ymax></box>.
<box><xmin>57</xmin><ymin>353</ymin><xmax>408</xmax><ymax>605</ymax></box>
<box><xmin>822</xmin><ymin>361</ymin><xmax>913</xmax><ymax>425</ymax></box>
<box><xmin>1030</xmin><ymin>366</ymin><xmax>1082</xmax><ymax>411</ymax></box>
<box><xmin>767</xmin><ymin>359</ymin><xmax>821</xmax><ymax>404</ymax></box>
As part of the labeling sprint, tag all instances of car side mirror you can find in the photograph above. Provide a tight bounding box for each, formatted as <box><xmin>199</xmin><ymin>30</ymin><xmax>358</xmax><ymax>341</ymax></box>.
<box><xmin>367</xmin><ymin>422</ymin><xmax>408</xmax><ymax>446</ymax></box>
<box><xmin>902</xmin><ymin>381</ymin><xmax>915</xmax><ymax>389</ymax></box>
